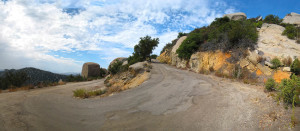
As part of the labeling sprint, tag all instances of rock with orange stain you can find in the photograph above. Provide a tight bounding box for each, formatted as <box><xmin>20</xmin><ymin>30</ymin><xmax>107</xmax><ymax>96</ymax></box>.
<box><xmin>157</xmin><ymin>50</ymin><xmax>171</xmax><ymax>64</ymax></box>
<box><xmin>122</xmin><ymin>72</ymin><xmax>150</xmax><ymax>90</ymax></box>
<box><xmin>189</xmin><ymin>51</ymin><xmax>232</xmax><ymax>73</ymax></box>
<box><xmin>273</xmin><ymin>70</ymin><xmax>291</xmax><ymax>83</ymax></box>
<box><xmin>256</xmin><ymin>69</ymin><xmax>263</xmax><ymax>76</ymax></box>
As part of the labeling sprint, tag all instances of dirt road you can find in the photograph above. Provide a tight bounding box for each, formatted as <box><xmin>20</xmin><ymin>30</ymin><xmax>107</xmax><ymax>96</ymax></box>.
<box><xmin>0</xmin><ymin>63</ymin><xmax>296</xmax><ymax>130</ymax></box>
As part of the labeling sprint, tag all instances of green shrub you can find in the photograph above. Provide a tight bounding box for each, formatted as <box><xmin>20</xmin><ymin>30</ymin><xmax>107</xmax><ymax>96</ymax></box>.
<box><xmin>176</xmin><ymin>33</ymin><xmax>202</xmax><ymax>59</ymax></box>
<box><xmin>176</xmin><ymin>17</ymin><xmax>258</xmax><ymax>60</ymax></box>
<box><xmin>88</xmin><ymin>90</ymin><xmax>106</xmax><ymax>96</ymax></box>
<box><xmin>73</xmin><ymin>89</ymin><xmax>106</xmax><ymax>99</ymax></box>
<box><xmin>255</xmin><ymin>21</ymin><xmax>263</xmax><ymax>28</ymax></box>
<box><xmin>73</xmin><ymin>89</ymin><xmax>88</xmax><ymax>98</ymax></box>
<box><xmin>278</xmin><ymin>75</ymin><xmax>300</xmax><ymax>105</ymax></box>
<box><xmin>282</xmin><ymin>24</ymin><xmax>299</xmax><ymax>39</ymax></box>
<box><xmin>265</xmin><ymin>78</ymin><xmax>276</xmax><ymax>91</ymax></box>
<box><xmin>177</xmin><ymin>32</ymin><xmax>188</xmax><ymax>38</ymax></box>
<box><xmin>99</xmin><ymin>68</ymin><xmax>108</xmax><ymax>78</ymax></box>
<box><xmin>263</xmin><ymin>14</ymin><xmax>282</xmax><ymax>24</ymax></box>
<box><xmin>108</xmin><ymin>60</ymin><xmax>123</xmax><ymax>75</ymax></box>
<box><xmin>67</xmin><ymin>74</ymin><xmax>87</xmax><ymax>82</ymax></box>
<box><xmin>291</xmin><ymin>58</ymin><xmax>300</xmax><ymax>75</ymax></box>
<box><xmin>271</xmin><ymin>58</ymin><xmax>281</xmax><ymax>69</ymax></box>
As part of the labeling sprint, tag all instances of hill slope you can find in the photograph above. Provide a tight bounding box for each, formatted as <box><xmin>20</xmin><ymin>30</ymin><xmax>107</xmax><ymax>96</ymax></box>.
<box><xmin>0</xmin><ymin>67</ymin><xmax>67</xmax><ymax>85</ymax></box>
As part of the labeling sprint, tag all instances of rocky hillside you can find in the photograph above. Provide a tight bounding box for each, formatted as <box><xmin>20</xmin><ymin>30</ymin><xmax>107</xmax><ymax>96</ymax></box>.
<box><xmin>1</xmin><ymin>67</ymin><xmax>67</xmax><ymax>85</ymax></box>
<box><xmin>158</xmin><ymin>12</ymin><xmax>300</xmax><ymax>84</ymax></box>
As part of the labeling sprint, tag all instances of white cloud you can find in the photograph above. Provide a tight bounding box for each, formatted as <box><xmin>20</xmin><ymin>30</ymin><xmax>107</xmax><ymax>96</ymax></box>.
<box><xmin>0</xmin><ymin>0</ymin><xmax>236</xmax><ymax>73</ymax></box>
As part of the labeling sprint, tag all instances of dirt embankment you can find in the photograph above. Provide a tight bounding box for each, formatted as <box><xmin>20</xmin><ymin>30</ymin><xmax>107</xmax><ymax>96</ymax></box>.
<box><xmin>104</xmin><ymin>61</ymin><xmax>151</xmax><ymax>95</ymax></box>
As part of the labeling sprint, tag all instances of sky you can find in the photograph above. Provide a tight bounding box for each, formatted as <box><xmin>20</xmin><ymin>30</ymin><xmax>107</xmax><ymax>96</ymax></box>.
<box><xmin>0</xmin><ymin>0</ymin><xmax>299</xmax><ymax>73</ymax></box>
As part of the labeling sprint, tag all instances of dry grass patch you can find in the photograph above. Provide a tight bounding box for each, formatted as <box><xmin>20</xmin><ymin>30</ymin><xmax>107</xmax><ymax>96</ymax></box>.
<box><xmin>282</xmin><ymin>56</ymin><xmax>293</xmax><ymax>67</ymax></box>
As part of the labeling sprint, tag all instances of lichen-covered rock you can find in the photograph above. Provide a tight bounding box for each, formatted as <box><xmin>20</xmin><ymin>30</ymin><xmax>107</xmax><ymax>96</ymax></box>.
<box><xmin>273</xmin><ymin>70</ymin><xmax>291</xmax><ymax>83</ymax></box>
<box><xmin>282</xmin><ymin>12</ymin><xmax>300</xmax><ymax>25</ymax></box>
<box><xmin>81</xmin><ymin>62</ymin><xmax>101</xmax><ymax>78</ymax></box>
<box><xmin>223</xmin><ymin>12</ymin><xmax>247</xmax><ymax>20</ymax></box>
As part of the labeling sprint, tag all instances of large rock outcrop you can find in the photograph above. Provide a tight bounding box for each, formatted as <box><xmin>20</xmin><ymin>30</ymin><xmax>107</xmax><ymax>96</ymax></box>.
<box><xmin>171</xmin><ymin>36</ymin><xmax>188</xmax><ymax>68</ymax></box>
<box><xmin>158</xmin><ymin>13</ymin><xmax>300</xmax><ymax>84</ymax></box>
<box><xmin>257</xmin><ymin>23</ymin><xmax>300</xmax><ymax>60</ymax></box>
<box><xmin>81</xmin><ymin>62</ymin><xmax>101</xmax><ymax>78</ymax></box>
<box><xmin>223</xmin><ymin>12</ymin><xmax>247</xmax><ymax>20</ymax></box>
<box><xmin>282</xmin><ymin>12</ymin><xmax>300</xmax><ymax>25</ymax></box>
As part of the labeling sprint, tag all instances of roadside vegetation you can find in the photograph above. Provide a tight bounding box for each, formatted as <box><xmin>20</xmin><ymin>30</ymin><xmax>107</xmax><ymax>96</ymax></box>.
<box><xmin>270</xmin><ymin>58</ymin><xmax>282</xmax><ymax>69</ymax></box>
<box><xmin>107</xmin><ymin>36</ymin><xmax>159</xmax><ymax>76</ymax></box>
<box><xmin>175</xmin><ymin>16</ymin><xmax>258</xmax><ymax>60</ymax></box>
<box><xmin>103</xmin><ymin>35</ymin><xmax>159</xmax><ymax>96</ymax></box>
<box><xmin>73</xmin><ymin>88</ymin><xmax>106</xmax><ymax>98</ymax></box>
<box><xmin>264</xmin><ymin>58</ymin><xmax>300</xmax><ymax>106</ymax></box>
<box><xmin>0</xmin><ymin>70</ymin><xmax>29</xmax><ymax>90</ymax></box>
<box><xmin>159</xmin><ymin>14</ymin><xmax>298</xmax><ymax>62</ymax></box>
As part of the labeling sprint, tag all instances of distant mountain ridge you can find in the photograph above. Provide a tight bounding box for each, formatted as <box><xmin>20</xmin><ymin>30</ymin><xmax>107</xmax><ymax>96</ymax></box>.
<box><xmin>0</xmin><ymin>67</ymin><xmax>67</xmax><ymax>85</ymax></box>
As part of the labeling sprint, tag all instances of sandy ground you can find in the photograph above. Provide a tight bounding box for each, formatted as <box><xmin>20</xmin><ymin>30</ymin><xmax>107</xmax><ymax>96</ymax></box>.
<box><xmin>0</xmin><ymin>63</ymin><xmax>298</xmax><ymax>130</ymax></box>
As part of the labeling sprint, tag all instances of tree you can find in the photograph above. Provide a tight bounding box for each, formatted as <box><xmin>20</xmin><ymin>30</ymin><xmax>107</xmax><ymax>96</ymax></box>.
<box><xmin>0</xmin><ymin>70</ymin><xmax>29</xmax><ymax>89</ymax></box>
<box><xmin>177</xmin><ymin>32</ymin><xmax>188</xmax><ymax>38</ymax></box>
<box><xmin>129</xmin><ymin>36</ymin><xmax>159</xmax><ymax>63</ymax></box>
<box><xmin>263</xmin><ymin>14</ymin><xmax>282</xmax><ymax>24</ymax></box>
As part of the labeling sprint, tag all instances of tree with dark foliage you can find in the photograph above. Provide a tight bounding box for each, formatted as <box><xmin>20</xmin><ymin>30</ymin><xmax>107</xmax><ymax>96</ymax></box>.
<box><xmin>128</xmin><ymin>36</ymin><xmax>159</xmax><ymax>64</ymax></box>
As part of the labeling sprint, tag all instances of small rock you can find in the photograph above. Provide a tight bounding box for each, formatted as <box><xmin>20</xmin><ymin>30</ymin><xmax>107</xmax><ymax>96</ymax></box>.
<box><xmin>265</xmin><ymin>61</ymin><xmax>273</xmax><ymax>67</ymax></box>
<box><xmin>257</xmin><ymin>16</ymin><xmax>262</xmax><ymax>21</ymax></box>
<box><xmin>265</xmin><ymin>57</ymin><xmax>271</xmax><ymax>62</ymax></box>
<box><xmin>258</xmin><ymin>50</ymin><xmax>264</xmax><ymax>56</ymax></box>
<box><xmin>122</xmin><ymin>61</ymin><xmax>128</xmax><ymax>66</ymax></box>
<box><xmin>283</xmin><ymin>67</ymin><xmax>291</xmax><ymax>72</ymax></box>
